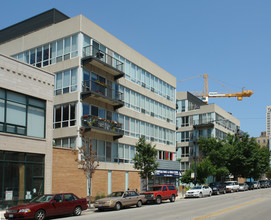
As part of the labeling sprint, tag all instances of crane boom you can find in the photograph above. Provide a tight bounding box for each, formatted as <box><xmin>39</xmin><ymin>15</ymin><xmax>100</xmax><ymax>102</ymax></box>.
<box><xmin>178</xmin><ymin>74</ymin><xmax>254</xmax><ymax>103</ymax></box>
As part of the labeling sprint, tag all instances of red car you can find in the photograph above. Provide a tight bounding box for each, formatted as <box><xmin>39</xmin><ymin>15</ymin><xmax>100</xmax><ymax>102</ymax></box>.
<box><xmin>143</xmin><ymin>184</ymin><xmax>178</xmax><ymax>204</ymax></box>
<box><xmin>4</xmin><ymin>193</ymin><xmax>88</xmax><ymax>220</ymax></box>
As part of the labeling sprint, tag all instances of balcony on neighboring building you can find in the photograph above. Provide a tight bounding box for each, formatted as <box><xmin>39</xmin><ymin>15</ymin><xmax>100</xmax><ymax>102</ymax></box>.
<box><xmin>193</xmin><ymin>122</ymin><xmax>214</xmax><ymax>129</ymax></box>
<box><xmin>82</xmin><ymin>45</ymin><xmax>125</xmax><ymax>80</ymax></box>
<box><xmin>81</xmin><ymin>115</ymin><xmax>124</xmax><ymax>140</ymax></box>
<box><xmin>81</xmin><ymin>79</ymin><xmax>124</xmax><ymax>110</ymax></box>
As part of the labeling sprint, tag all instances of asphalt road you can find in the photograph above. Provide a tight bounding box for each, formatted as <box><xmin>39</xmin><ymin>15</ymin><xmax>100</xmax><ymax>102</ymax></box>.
<box><xmin>58</xmin><ymin>188</ymin><xmax>271</xmax><ymax>220</ymax></box>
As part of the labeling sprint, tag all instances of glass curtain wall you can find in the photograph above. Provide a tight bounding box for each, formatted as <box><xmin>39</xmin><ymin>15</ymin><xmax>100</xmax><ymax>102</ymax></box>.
<box><xmin>0</xmin><ymin>151</ymin><xmax>44</xmax><ymax>210</ymax></box>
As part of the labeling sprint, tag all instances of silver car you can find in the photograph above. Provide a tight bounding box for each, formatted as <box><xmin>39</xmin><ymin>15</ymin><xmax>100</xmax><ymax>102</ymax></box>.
<box><xmin>225</xmin><ymin>181</ymin><xmax>240</xmax><ymax>192</ymax></box>
<box><xmin>94</xmin><ymin>191</ymin><xmax>146</xmax><ymax>211</ymax></box>
<box><xmin>185</xmin><ymin>185</ymin><xmax>212</xmax><ymax>198</ymax></box>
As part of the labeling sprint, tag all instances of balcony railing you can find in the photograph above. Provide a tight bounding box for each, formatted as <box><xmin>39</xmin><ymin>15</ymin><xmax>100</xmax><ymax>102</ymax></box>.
<box><xmin>81</xmin><ymin>115</ymin><xmax>124</xmax><ymax>138</ymax></box>
<box><xmin>81</xmin><ymin>79</ymin><xmax>124</xmax><ymax>109</ymax></box>
<box><xmin>82</xmin><ymin>45</ymin><xmax>124</xmax><ymax>79</ymax></box>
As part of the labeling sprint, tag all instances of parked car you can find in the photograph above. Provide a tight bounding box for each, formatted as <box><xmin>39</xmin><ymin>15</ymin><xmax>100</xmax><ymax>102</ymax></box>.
<box><xmin>185</xmin><ymin>185</ymin><xmax>212</xmax><ymax>198</ymax></box>
<box><xmin>239</xmin><ymin>183</ymin><xmax>249</xmax><ymax>191</ymax></box>
<box><xmin>245</xmin><ymin>182</ymin><xmax>254</xmax><ymax>190</ymax></box>
<box><xmin>143</xmin><ymin>184</ymin><xmax>178</xmax><ymax>204</ymax></box>
<box><xmin>253</xmin><ymin>181</ymin><xmax>260</xmax><ymax>189</ymax></box>
<box><xmin>94</xmin><ymin>190</ymin><xmax>146</xmax><ymax>211</ymax></box>
<box><xmin>224</xmin><ymin>181</ymin><xmax>240</xmax><ymax>193</ymax></box>
<box><xmin>209</xmin><ymin>182</ymin><xmax>226</xmax><ymax>195</ymax></box>
<box><xmin>259</xmin><ymin>180</ymin><xmax>268</xmax><ymax>188</ymax></box>
<box><xmin>4</xmin><ymin>193</ymin><xmax>87</xmax><ymax>220</ymax></box>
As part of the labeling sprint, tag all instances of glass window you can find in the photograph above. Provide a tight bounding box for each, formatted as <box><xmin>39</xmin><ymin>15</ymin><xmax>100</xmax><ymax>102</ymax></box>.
<box><xmin>98</xmin><ymin>140</ymin><xmax>105</xmax><ymax>161</ymax></box>
<box><xmin>27</xmin><ymin>106</ymin><xmax>45</xmax><ymax>138</ymax></box>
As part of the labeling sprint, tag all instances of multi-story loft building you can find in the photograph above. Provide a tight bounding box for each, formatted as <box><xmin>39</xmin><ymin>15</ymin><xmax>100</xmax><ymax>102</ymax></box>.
<box><xmin>176</xmin><ymin>92</ymin><xmax>240</xmax><ymax>174</ymax></box>
<box><xmin>0</xmin><ymin>9</ymin><xmax>179</xmax><ymax>199</ymax></box>
<box><xmin>0</xmin><ymin>54</ymin><xmax>54</xmax><ymax>209</ymax></box>
<box><xmin>266</xmin><ymin>106</ymin><xmax>271</xmax><ymax>137</ymax></box>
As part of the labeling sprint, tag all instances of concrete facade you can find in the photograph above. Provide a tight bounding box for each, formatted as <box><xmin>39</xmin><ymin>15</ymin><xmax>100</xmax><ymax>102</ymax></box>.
<box><xmin>176</xmin><ymin>92</ymin><xmax>240</xmax><ymax>173</ymax></box>
<box><xmin>0</xmin><ymin>10</ymin><xmax>178</xmax><ymax>198</ymax></box>
<box><xmin>0</xmin><ymin>54</ymin><xmax>54</xmax><ymax>208</ymax></box>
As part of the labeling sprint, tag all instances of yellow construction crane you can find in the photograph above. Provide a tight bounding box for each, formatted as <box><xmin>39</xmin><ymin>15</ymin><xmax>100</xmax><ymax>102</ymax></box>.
<box><xmin>178</xmin><ymin>73</ymin><xmax>254</xmax><ymax>103</ymax></box>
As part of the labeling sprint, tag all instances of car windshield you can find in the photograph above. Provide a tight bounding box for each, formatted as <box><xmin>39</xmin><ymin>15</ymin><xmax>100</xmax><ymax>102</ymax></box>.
<box><xmin>209</xmin><ymin>183</ymin><xmax>217</xmax><ymax>187</ymax></box>
<box><xmin>108</xmin><ymin>192</ymin><xmax>124</xmax><ymax>197</ymax></box>
<box><xmin>239</xmin><ymin>183</ymin><xmax>244</xmax><ymax>186</ymax></box>
<box><xmin>148</xmin><ymin>186</ymin><xmax>162</xmax><ymax>191</ymax></box>
<box><xmin>191</xmin><ymin>186</ymin><xmax>202</xmax><ymax>190</ymax></box>
<box><xmin>225</xmin><ymin>182</ymin><xmax>233</xmax><ymax>186</ymax></box>
<box><xmin>30</xmin><ymin>195</ymin><xmax>54</xmax><ymax>203</ymax></box>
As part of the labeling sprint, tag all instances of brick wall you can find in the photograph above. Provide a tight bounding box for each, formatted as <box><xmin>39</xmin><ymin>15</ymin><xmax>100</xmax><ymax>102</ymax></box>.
<box><xmin>129</xmin><ymin>172</ymin><xmax>141</xmax><ymax>192</ymax></box>
<box><xmin>52</xmin><ymin>148</ymin><xmax>87</xmax><ymax>198</ymax></box>
<box><xmin>52</xmin><ymin>148</ymin><xmax>141</xmax><ymax>200</ymax></box>
<box><xmin>92</xmin><ymin>170</ymin><xmax>108</xmax><ymax>198</ymax></box>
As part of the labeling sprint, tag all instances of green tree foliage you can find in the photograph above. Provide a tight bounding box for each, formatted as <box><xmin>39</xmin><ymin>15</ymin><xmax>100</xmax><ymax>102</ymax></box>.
<box><xmin>181</xmin><ymin>158</ymin><xmax>214</xmax><ymax>184</ymax></box>
<box><xmin>133</xmin><ymin>137</ymin><xmax>158</xmax><ymax>187</ymax></box>
<box><xmin>198</xmin><ymin>133</ymin><xmax>270</xmax><ymax>181</ymax></box>
<box><xmin>199</xmin><ymin>137</ymin><xmax>230</xmax><ymax>181</ymax></box>
<box><xmin>266</xmin><ymin>167</ymin><xmax>271</xmax><ymax>179</ymax></box>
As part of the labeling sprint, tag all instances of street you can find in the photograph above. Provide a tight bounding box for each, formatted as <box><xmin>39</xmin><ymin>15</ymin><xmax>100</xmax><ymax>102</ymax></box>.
<box><xmin>57</xmin><ymin>188</ymin><xmax>271</xmax><ymax>220</ymax></box>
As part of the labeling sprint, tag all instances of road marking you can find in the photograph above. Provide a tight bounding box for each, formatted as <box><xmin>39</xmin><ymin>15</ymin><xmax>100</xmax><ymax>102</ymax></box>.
<box><xmin>192</xmin><ymin>198</ymin><xmax>264</xmax><ymax>220</ymax></box>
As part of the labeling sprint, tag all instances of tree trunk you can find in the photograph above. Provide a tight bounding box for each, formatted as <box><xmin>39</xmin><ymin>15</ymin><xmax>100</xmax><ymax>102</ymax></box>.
<box><xmin>88</xmin><ymin>176</ymin><xmax>91</xmax><ymax>208</ymax></box>
<box><xmin>146</xmin><ymin>176</ymin><xmax>149</xmax><ymax>191</ymax></box>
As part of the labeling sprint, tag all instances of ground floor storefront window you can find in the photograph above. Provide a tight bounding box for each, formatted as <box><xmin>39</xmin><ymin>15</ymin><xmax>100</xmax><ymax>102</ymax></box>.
<box><xmin>0</xmin><ymin>151</ymin><xmax>44</xmax><ymax>210</ymax></box>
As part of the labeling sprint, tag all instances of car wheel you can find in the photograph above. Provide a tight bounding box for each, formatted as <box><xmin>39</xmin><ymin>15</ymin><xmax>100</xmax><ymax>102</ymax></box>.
<box><xmin>170</xmin><ymin>194</ymin><xmax>175</xmax><ymax>202</ymax></box>
<box><xmin>114</xmin><ymin>202</ymin><xmax>121</xmax><ymax>211</ymax></box>
<box><xmin>199</xmin><ymin>193</ymin><xmax>203</xmax><ymax>198</ymax></box>
<box><xmin>136</xmin><ymin>200</ymin><xmax>142</xmax><ymax>207</ymax></box>
<box><xmin>98</xmin><ymin>208</ymin><xmax>103</xmax><ymax>212</ymax></box>
<box><xmin>34</xmin><ymin>210</ymin><xmax>45</xmax><ymax>220</ymax></box>
<box><xmin>73</xmin><ymin>206</ymin><xmax>82</xmax><ymax>216</ymax></box>
<box><xmin>156</xmin><ymin>196</ymin><xmax>162</xmax><ymax>204</ymax></box>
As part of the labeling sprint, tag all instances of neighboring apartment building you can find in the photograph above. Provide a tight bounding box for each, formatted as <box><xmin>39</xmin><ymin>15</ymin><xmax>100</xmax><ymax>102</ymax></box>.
<box><xmin>255</xmin><ymin>132</ymin><xmax>269</xmax><ymax>147</ymax></box>
<box><xmin>0</xmin><ymin>54</ymin><xmax>54</xmax><ymax>209</ymax></box>
<box><xmin>176</xmin><ymin>92</ymin><xmax>240</xmax><ymax>174</ymax></box>
<box><xmin>0</xmin><ymin>9</ymin><xmax>179</xmax><ymax>198</ymax></box>
<box><xmin>266</xmin><ymin>106</ymin><xmax>271</xmax><ymax>137</ymax></box>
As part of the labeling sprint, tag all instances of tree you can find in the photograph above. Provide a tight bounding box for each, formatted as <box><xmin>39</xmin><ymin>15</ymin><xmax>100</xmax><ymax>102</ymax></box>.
<box><xmin>199</xmin><ymin>133</ymin><xmax>270</xmax><ymax>181</ymax></box>
<box><xmin>198</xmin><ymin>137</ymin><xmax>230</xmax><ymax>181</ymax></box>
<box><xmin>133</xmin><ymin>137</ymin><xmax>158</xmax><ymax>190</ymax></box>
<box><xmin>73</xmin><ymin>134</ymin><xmax>99</xmax><ymax>207</ymax></box>
<box><xmin>181</xmin><ymin>158</ymin><xmax>214</xmax><ymax>185</ymax></box>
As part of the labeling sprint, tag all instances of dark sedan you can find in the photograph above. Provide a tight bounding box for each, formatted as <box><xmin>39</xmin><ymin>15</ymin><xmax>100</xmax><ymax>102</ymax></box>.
<box><xmin>209</xmin><ymin>182</ymin><xmax>226</xmax><ymax>195</ymax></box>
<box><xmin>245</xmin><ymin>182</ymin><xmax>254</xmax><ymax>190</ymax></box>
<box><xmin>4</xmin><ymin>193</ymin><xmax>88</xmax><ymax>220</ymax></box>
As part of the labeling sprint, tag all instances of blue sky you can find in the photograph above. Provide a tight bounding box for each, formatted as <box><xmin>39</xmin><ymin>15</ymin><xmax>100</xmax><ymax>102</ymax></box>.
<box><xmin>1</xmin><ymin>0</ymin><xmax>270</xmax><ymax>137</ymax></box>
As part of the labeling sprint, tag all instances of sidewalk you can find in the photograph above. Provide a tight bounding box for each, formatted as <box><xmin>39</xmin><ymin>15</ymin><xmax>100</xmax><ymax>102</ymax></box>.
<box><xmin>0</xmin><ymin>210</ymin><xmax>5</xmax><ymax>220</ymax></box>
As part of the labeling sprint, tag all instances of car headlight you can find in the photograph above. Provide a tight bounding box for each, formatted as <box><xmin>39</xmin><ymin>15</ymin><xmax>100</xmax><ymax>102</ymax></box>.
<box><xmin>19</xmin><ymin>209</ymin><xmax>31</xmax><ymax>213</ymax></box>
<box><xmin>213</xmin><ymin>187</ymin><xmax>217</xmax><ymax>190</ymax></box>
<box><xmin>106</xmin><ymin>200</ymin><xmax>114</xmax><ymax>204</ymax></box>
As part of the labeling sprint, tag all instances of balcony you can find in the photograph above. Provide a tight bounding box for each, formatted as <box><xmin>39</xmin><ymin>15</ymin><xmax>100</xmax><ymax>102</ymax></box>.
<box><xmin>82</xmin><ymin>45</ymin><xmax>124</xmax><ymax>80</ymax></box>
<box><xmin>81</xmin><ymin>115</ymin><xmax>124</xmax><ymax>140</ymax></box>
<box><xmin>193</xmin><ymin>122</ymin><xmax>214</xmax><ymax>129</ymax></box>
<box><xmin>81</xmin><ymin>79</ymin><xmax>124</xmax><ymax>110</ymax></box>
